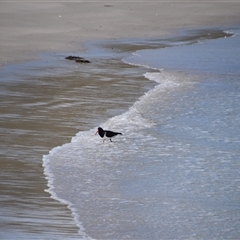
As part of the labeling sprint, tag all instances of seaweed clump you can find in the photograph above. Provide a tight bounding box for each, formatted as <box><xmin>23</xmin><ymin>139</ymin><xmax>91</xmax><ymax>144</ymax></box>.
<box><xmin>65</xmin><ymin>56</ymin><xmax>91</xmax><ymax>63</ymax></box>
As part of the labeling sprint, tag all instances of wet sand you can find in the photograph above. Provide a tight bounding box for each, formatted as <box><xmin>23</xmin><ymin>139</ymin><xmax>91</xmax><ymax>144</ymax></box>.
<box><xmin>0</xmin><ymin>52</ymin><xmax>156</xmax><ymax>238</ymax></box>
<box><xmin>1</xmin><ymin>1</ymin><xmax>240</xmax><ymax>239</ymax></box>
<box><xmin>1</xmin><ymin>1</ymin><xmax>240</xmax><ymax>65</ymax></box>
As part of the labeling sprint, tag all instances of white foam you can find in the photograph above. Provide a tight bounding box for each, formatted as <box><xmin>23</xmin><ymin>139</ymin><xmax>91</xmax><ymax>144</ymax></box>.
<box><xmin>224</xmin><ymin>29</ymin><xmax>239</xmax><ymax>37</ymax></box>
<box><xmin>122</xmin><ymin>52</ymin><xmax>160</xmax><ymax>71</ymax></box>
<box><xmin>42</xmin><ymin>70</ymin><xmax>182</xmax><ymax>238</ymax></box>
<box><xmin>42</xmin><ymin>146</ymin><xmax>94</xmax><ymax>240</ymax></box>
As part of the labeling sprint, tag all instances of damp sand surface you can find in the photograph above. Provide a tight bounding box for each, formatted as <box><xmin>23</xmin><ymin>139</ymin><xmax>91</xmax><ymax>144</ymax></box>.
<box><xmin>1</xmin><ymin>27</ymin><xmax>240</xmax><ymax>239</ymax></box>
<box><xmin>1</xmin><ymin>1</ymin><xmax>240</xmax><ymax>239</ymax></box>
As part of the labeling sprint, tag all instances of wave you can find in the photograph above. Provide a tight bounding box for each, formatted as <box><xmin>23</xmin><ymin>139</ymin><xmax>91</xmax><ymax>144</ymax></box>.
<box><xmin>42</xmin><ymin>68</ymin><xmax>183</xmax><ymax>239</ymax></box>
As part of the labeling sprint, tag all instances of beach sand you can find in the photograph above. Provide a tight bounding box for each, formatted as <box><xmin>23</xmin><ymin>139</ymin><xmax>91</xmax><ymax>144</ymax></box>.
<box><xmin>1</xmin><ymin>1</ymin><xmax>240</xmax><ymax>66</ymax></box>
<box><xmin>1</xmin><ymin>1</ymin><xmax>240</xmax><ymax>239</ymax></box>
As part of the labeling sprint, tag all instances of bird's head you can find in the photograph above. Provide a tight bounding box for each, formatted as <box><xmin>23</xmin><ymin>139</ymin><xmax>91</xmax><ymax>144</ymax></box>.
<box><xmin>95</xmin><ymin>127</ymin><xmax>103</xmax><ymax>135</ymax></box>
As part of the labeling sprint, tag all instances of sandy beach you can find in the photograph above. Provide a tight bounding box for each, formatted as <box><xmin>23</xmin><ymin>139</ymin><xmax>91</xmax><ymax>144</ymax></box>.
<box><xmin>1</xmin><ymin>1</ymin><xmax>240</xmax><ymax>239</ymax></box>
<box><xmin>1</xmin><ymin>1</ymin><xmax>240</xmax><ymax>66</ymax></box>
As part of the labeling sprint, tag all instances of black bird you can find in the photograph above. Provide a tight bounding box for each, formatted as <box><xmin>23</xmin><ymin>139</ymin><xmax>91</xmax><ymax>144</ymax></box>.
<box><xmin>95</xmin><ymin>127</ymin><xmax>122</xmax><ymax>143</ymax></box>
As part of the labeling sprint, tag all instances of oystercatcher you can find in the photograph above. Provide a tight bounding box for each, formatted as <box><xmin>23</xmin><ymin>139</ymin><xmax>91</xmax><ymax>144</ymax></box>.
<box><xmin>95</xmin><ymin>127</ymin><xmax>122</xmax><ymax>143</ymax></box>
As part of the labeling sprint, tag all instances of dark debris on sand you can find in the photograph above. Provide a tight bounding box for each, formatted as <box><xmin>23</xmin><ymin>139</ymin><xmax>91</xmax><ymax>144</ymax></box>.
<box><xmin>65</xmin><ymin>56</ymin><xmax>91</xmax><ymax>63</ymax></box>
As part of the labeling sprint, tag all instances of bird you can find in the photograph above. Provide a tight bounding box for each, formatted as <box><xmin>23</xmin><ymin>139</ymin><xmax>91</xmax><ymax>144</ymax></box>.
<box><xmin>95</xmin><ymin>127</ymin><xmax>122</xmax><ymax>143</ymax></box>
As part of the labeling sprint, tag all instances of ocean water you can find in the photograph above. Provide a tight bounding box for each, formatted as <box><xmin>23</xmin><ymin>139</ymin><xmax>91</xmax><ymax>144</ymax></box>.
<box><xmin>43</xmin><ymin>28</ymin><xmax>240</xmax><ymax>239</ymax></box>
<box><xmin>1</xmin><ymin>27</ymin><xmax>239</xmax><ymax>239</ymax></box>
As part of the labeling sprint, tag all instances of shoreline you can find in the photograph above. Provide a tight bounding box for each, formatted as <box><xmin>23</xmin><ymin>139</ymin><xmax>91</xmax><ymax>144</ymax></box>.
<box><xmin>0</xmin><ymin>26</ymin><xmax>238</xmax><ymax>239</ymax></box>
<box><xmin>0</xmin><ymin>33</ymin><xmax>159</xmax><ymax>238</ymax></box>
<box><xmin>1</xmin><ymin>1</ymin><xmax>240</xmax><ymax>238</ymax></box>
<box><xmin>1</xmin><ymin>1</ymin><xmax>240</xmax><ymax>66</ymax></box>
<box><xmin>42</xmin><ymin>28</ymin><xmax>240</xmax><ymax>236</ymax></box>
<box><xmin>41</xmin><ymin>27</ymin><xmax>237</xmax><ymax>238</ymax></box>
<box><xmin>2</xmin><ymin>26</ymin><xmax>236</xmax><ymax>87</ymax></box>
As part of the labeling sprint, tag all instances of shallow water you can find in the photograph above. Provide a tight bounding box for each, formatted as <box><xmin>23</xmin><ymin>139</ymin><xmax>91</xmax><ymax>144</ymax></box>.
<box><xmin>1</xmin><ymin>27</ymin><xmax>240</xmax><ymax>239</ymax></box>
<box><xmin>43</xmin><ymin>28</ymin><xmax>240</xmax><ymax>239</ymax></box>
<box><xmin>0</xmin><ymin>47</ymin><xmax>153</xmax><ymax>239</ymax></box>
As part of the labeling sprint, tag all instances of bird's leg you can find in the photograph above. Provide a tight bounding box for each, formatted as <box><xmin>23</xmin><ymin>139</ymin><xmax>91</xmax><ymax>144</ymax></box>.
<box><xmin>110</xmin><ymin>139</ymin><xmax>113</xmax><ymax>142</ymax></box>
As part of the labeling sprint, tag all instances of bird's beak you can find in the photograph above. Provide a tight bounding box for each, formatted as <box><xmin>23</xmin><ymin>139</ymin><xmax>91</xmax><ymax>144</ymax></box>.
<box><xmin>95</xmin><ymin>130</ymin><xmax>99</xmax><ymax>135</ymax></box>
